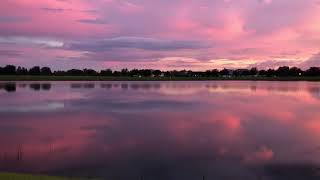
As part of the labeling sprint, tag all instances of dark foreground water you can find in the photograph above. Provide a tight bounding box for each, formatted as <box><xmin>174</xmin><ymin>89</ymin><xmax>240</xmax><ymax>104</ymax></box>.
<box><xmin>1</xmin><ymin>81</ymin><xmax>320</xmax><ymax>180</ymax></box>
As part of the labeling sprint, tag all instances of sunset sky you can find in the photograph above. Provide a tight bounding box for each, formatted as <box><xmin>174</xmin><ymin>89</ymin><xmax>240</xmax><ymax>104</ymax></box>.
<box><xmin>1</xmin><ymin>0</ymin><xmax>320</xmax><ymax>70</ymax></box>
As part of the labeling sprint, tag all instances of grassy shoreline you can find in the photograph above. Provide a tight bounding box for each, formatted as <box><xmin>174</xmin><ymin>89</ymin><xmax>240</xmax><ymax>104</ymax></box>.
<box><xmin>0</xmin><ymin>75</ymin><xmax>320</xmax><ymax>81</ymax></box>
<box><xmin>0</xmin><ymin>172</ymin><xmax>98</xmax><ymax>180</ymax></box>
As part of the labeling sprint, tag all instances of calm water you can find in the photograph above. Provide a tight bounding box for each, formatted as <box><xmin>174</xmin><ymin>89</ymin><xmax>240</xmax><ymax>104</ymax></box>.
<box><xmin>1</xmin><ymin>81</ymin><xmax>320</xmax><ymax>180</ymax></box>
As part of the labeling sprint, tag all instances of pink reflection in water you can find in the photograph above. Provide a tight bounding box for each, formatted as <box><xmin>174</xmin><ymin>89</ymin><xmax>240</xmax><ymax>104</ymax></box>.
<box><xmin>0</xmin><ymin>81</ymin><xmax>320</xmax><ymax>179</ymax></box>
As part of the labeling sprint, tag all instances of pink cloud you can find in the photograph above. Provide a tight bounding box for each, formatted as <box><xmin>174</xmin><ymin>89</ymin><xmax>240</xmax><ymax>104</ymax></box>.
<box><xmin>0</xmin><ymin>0</ymin><xmax>319</xmax><ymax>69</ymax></box>
<box><xmin>243</xmin><ymin>146</ymin><xmax>274</xmax><ymax>163</ymax></box>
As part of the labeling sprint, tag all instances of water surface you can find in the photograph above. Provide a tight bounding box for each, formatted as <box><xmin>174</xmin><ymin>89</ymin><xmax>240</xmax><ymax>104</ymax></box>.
<box><xmin>1</xmin><ymin>81</ymin><xmax>320</xmax><ymax>180</ymax></box>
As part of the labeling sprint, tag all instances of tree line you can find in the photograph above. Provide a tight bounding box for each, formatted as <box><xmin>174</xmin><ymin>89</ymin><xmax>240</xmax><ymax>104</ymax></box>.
<box><xmin>1</xmin><ymin>65</ymin><xmax>320</xmax><ymax>77</ymax></box>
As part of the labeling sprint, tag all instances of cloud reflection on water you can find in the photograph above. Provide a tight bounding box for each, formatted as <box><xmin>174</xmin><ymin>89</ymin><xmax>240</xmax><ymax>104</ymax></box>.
<box><xmin>0</xmin><ymin>81</ymin><xmax>320</xmax><ymax>179</ymax></box>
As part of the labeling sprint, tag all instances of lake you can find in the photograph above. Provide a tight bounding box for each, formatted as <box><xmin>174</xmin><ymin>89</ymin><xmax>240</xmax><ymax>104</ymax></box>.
<box><xmin>1</xmin><ymin>81</ymin><xmax>320</xmax><ymax>180</ymax></box>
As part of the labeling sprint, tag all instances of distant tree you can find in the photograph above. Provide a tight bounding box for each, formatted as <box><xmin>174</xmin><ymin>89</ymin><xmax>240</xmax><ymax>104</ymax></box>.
<box><xmin>194</xmin><ymin>71</ymin><xmax>206</xmax><ymax>77</ymax></box>
<box><xmin>276</xmin><ymin>66</ymin><xmax>290</xmax><ymax>77</ymax></box>
<box><xmin>169</xmin><ymin>70</ymin><xmax>188</xmax><ymax>77</ymax></box>
<box><xmin>113</xmin><ymin>71</ymin><xmax>121</xmax><ymax>76</ymax></box>
<box><xmin>211</xmin><ymin>69</ymin><xmax>219</xmax><ymax>77</ymax></box>
<box><xmin>29</xmin><ymin>66</ymin><xmax>41</xmax><ymax>75</ymax></box>
<box><xmin>205</xmin><ymin>70</ymin><xmax>211</xmax><ymax>77</ymax></box>
<box><xmin>41</xmin><ymin>67</ymin><xmax>52</xmax><ymax>75</ymax></box>
<box><xmin>100</xmin><ymin>69</ymin><xmax>113</xmax><ymax>76</ymax></box>
<box><xmin>258</xmin><ymin>70</ymin><xmax>267</xmax><ymax>76</ymax></box>
<box><xmin>266</xmin><ymin>69</ymin><xmax>276</xmax><ymax>77</ymax></box>
<box><xmin>185</xmin><ymin>70</ymin><xmax>192</xmax><ymax>77</ymax></box>
<box><xmin>220</xmin><ymin>69</ymin><xmax>230</xmax><ymax>76</ymax></box>
<box><xmin>233</xmin><ymin>69</ymin><xmax>241</xmax><ymax>77</ymax></box>
<box><xmin>67</xmin><ymin>69</ymin><xmax>83</xmax><ymax>76</ymax></box>
<box><xmin>129</xmin><ymin>69</ymin><xmax>140</xmax><ymax>77</ymax></box>
<box><xmin>205</xmin><ymin>70</ymin><xmax>219</xmax><ymax>77</ymax></box>
<box><xmin>289</xmin><ymin>67</ymin><xmax>303</xmax><ymax>76</ymax></box>
<box><xmin>54</xmin><ymin>70</ymin><xmax>67</xmax><ymax>76</ymax></box>
<box><xmin>304</xmin><ymin>67</ymin><xmax>320</xmax><ymax>77</ymax></box>
<box><xmin>163</xmin><ymin>71</ymin><xmax>171</xmax><ymax>77</ymax></box>
<box><xmin>3</xmin><ymin>65</ymin><xmax>16</xmax><ymax>75</ymax></box>
<box><xmin>249</xmin><ymin>68</ymin><xmax>258</xmax><ymax>76</ymax></box>
<box><xmin>2</xmin><ymin>64</ymin><xmax>320</xmax><ymax>78</ymax></box>
<box><xmin>141</xmin><ymin>69</ymin><xmax>152</xmax><ymax>77</ymax></box>
<box><xmin>83</xmin><ymin>69</ymin><xmax>97</xmax><ymax>76</ymax></box>
<box><xmin>152</xmin><ymin>70</ymin><xmax>162</xmax><ymax>77</ymax></box>
<box><xmin>120</xmin><ymin>68</ymin><xmax>129</xmax><ymax>76</ymax></box>
<box><xmin>233</xmin><ymin>69</ymin><xmax>250</xmax><ymax>77</ymax></box>
<box><xmin>16</xmin><ymin>66</ymin><xmax>28</xmax><ymax>75</ymax></box>
<box><xmin>170</xmin><ymin>70</ymin><xmax>179</xmax><ymax>77</ymax></box>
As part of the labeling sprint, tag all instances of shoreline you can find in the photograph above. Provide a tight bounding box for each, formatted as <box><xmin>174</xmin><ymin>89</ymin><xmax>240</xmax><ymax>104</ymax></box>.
<box><xmin>0</xmin><ymin>75</ymin><xmax>320</xmax><ymax>82</ymax></box>
<box><xmin>0</xmin><ymin>172</ymin><xmax>98</xmax><ymax>180</ymax></box>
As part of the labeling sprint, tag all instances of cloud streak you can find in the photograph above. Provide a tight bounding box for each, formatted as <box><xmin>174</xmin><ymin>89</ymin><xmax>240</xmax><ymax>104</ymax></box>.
<box><xmin>67</xmin><ymin>37</ymin><xmax>210</xmax><ymax>52</ymax></box>
<box><xmin>0</xmin><ymin>36</ymin><xmax>64</xmax><ymax>48</ymax></box>
<box><xmin>77</xmin><ymin>18</ymin><xmax>109</xmax><ymax>25</ymax></box>
<box><xmin>0</xmin><ymin>16</ymin><xmax>31</xmax><ymax>23</ymax></box>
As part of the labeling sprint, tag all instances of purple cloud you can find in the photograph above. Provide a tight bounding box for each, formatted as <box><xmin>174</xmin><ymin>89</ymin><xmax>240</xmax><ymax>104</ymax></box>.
<box><xmin>66</xmin><ymin>37</ymin><xmax>210</xmax><ymax>52</ymax></box>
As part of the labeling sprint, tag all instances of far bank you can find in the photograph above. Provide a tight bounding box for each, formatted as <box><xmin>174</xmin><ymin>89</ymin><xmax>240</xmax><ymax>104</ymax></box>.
<box><xmin>1</xmin><ymin>75</ymin><xmax>320</xmax><ymax>81</ymax></box>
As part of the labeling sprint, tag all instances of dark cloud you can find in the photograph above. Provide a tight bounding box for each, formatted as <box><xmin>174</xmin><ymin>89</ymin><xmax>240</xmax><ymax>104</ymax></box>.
<box><xmin>80</xmin><ymin>9</ymin><xmax>98</xmax><ymax>13</ymax></box>
<box><xmin>67</xmin><ymin>37</ymin><xmax>209</xmax><ymax>52</ymax></box>
<box><xmin>41</xmin><ymin>7</ymin><xmax>97</xmax><ymax>14</ymax></box>
<box><xmin>0</xmin><ymin>16</ymin><xmax>31</xmax><ymax>23</ymax></box>
<box><xmin>80</xmin><ymin>51</ymin><xmax>166</xmax><ymax>62</ymax></box>
<box><xmin>0</xmin><ymin>50</ymin><xmax>22</xmax><ymax>57</ymax></box>
<box><xmin>77</xmin><ymin>18</ymin><xmax>109</xmax><ymax>24</ymax></box>
<box><xmin>41</xmin><ymin>7</ymin><xmax>65</xmax><ymax>12</ymax></box>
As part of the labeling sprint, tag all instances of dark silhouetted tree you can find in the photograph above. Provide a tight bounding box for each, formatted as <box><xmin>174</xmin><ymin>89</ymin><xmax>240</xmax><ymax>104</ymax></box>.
<box><xmin>41</xmin><ymin>67</ymin><xmax>52</xmax><ymax>75</ymax></box>
<box><xmin>54</xmin><ymin>70</ymin><xmax>67</xmax><ymax>76</ymax></box>
<box><xmin>220</xmin><ymin>69</ymin><xmax>230</xmax><ymax>76</ymax></box>
<box><xmin>100</xmin><ymin>69</ymin><xmax>113</xmax><ymax>76</ymax></box>
<box><xmin>83</xmin><ymin>69</ymin><xmax>97</xmax><ymax>76</ymax></box>
<box><xmin>266</xmin><ymin>69</ymin><xmax>276</xmax><ymax>77</ymax></box>
<box><xmin>16</xmin><ymin>66</ymin><xmax>28</xmax><ymax>75</ymax></box>
<box><xmin>121</xmin><ymin>68</ymin><xmax>129</xmax><ymax>76</ymax></box>
<box><xmin>305</xmin><ymin>67</ymin><xmax>320</xmax><ymax>76</ymax></box>
<box><xmin>141</xmin><ymin>69</ymin><xmax>152</xmax><ymax>77</ymax></box>
<box><xmin>211</xmin><ymin>69</ymin><xmax>219</xmax><ymax>77</ymax></box>
<box><xmin>205</xmin><ymin>69</ymin><xmax>219</xmax><ymax>77</ymax></box>
<box><xmin>129</xmin><ymin>69</ymin><xmax>140</xmax><ymax>77</ymax></box>
<box><xmin>112</xmin><ymin>71</ymin><xmax>121</xmax><ymax>76</ymax></box>
<box><xmin>249</xmin><ymin>68</ymin><xmax>258</xmax><ymax>76</ymax></box>
<box><xmin>1</xmin><ymin>64</ymin><xmax>320</xmax><ymax>78</ymax></box>
<box><xmin>29</xmin><ymin>66</ymin><xmax>41</xmax><ymax>75</ymax></box>
<box><xmin>3</xmin><ymin>65</ymin><xmax>16</xmax><ymax>75</ymax></box>
<box><xmin>258</xmin><ymin>70</ymin><xmax>267</xmax><ymax>76</ymax></box>
<box><xmin>276</xmin><ymin>66</ymin><xmax>290</xmax><ymax>77</ymax></box>
<box><xmin>289</xmin><ymin>67</ymin><xmax>303</xmax><ymax>76</ymax></box>
<box><xmin>153</xmin><ymin>70</ymin><xmax>162</xmax><ymax>77</ymax></box>
<box><xmin>67</xmin><ymin>69</ymin><xmax>83</xmax><ymax>76</ymax></box>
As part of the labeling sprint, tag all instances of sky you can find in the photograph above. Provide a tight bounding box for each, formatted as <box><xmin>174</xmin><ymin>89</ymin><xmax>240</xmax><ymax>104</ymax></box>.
<box><xmin>0</xmin><ymin>0</ymin><xmax>320</xmax><ymax>70</ymax></box>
